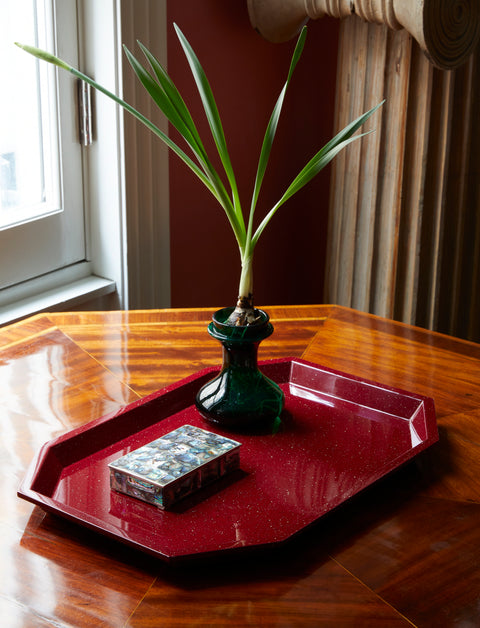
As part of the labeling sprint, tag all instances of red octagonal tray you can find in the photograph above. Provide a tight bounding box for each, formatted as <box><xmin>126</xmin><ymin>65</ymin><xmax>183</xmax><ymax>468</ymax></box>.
<box><xmin>18</xmin><ymin>358</ymin><xmax>438</xmax><ymax>562</ymax></box>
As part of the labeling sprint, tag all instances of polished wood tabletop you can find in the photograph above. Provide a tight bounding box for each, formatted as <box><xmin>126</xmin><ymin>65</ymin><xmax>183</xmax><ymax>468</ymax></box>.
<box><xmin>2</xmin><ymin>304</ymin><xmax>480</xmax><ymax>626</ymax></box>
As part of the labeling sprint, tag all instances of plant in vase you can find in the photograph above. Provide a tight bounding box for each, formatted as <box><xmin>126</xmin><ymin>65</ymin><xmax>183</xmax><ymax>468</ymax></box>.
<box><xmin>17</xmin><ymin>25</ymin><xmax>382</xmax><ymax>429</ymax></box>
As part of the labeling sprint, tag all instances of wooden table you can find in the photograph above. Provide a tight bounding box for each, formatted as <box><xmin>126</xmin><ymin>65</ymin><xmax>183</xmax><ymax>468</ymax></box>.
<box><xmin>2</xmin><ymin>305</ymin><xmax>480</xmax><ymax>626</ymax></box>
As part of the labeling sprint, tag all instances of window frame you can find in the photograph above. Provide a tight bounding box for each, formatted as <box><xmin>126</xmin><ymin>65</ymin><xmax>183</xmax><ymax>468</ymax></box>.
<box><xmin>0</xmin><ymin>0</ymin><xmax>171</xmax><ymax>326</ymax></box>
<box><xmin>0</xmin><ymin>0</ymin><xmax>86</xmax><ymax>290</ymax></box>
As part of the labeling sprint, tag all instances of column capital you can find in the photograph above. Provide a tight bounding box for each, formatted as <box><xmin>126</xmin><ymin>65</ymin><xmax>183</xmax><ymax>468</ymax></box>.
<box><xmin>247</xmin><ymin>0</ymin><xmax>480</xmax><ymax>69</ymax></box>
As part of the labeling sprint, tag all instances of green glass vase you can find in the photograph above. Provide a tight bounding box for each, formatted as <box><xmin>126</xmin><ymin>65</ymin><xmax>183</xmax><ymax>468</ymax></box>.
<box><xmin>195</xmin><ymin>307</ymin><xmax>284</xmax><ymax>429</ymax></box>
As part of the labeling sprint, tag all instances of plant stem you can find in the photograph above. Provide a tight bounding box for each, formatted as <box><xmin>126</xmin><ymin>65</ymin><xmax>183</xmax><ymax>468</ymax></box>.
<box><xmin>225</xmin><ymin>251</ymin><xmax>257</xmax><ymax>325</ymax></box>
<box><xmin>238</xmin><ymin>252</ymin><xmax>253</xmax><ymax>304</ymax></box>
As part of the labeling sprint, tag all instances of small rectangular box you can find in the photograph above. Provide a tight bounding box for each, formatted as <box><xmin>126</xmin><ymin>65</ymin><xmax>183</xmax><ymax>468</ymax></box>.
<box><xmin>108</xmin><ymin>425</ymin><xmax>241</xmax><ymax>510</ymax></box>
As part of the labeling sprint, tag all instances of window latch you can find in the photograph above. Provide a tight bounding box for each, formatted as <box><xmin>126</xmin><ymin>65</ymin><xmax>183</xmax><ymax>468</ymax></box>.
<box><xmin>77</xmin><ymin>80</ymin><xmax>93</xmax><ymax>146</ymax></box>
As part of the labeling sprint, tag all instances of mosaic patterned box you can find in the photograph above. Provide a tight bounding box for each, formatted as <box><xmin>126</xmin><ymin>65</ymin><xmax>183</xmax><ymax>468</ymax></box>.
<box><xmin>108</xmin><ymin>425</ymin><xmax>241</xmax><ymax>510</ymax></box>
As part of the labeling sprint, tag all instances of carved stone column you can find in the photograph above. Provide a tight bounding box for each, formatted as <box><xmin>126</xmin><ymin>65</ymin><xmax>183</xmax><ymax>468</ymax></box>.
<box><xmin>248</xmin><ymin>0</ymin><xmax>480</xmax><ymax>341</ymax></box>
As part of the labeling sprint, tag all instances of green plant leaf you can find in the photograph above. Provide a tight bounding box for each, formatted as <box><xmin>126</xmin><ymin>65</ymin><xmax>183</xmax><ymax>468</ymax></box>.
<box><xmin>17</xmin><ymin>30</ymin><xmax>384</xmax><ymax>306</ymax></box>
<box><xmin>319</xmin><ymin>100</ymin><xmax>385</xmax><ymax>159</ymax></box>
<box><xmin>137</xmin><ymin>41</ymin><xmax>202</xmax><ymax>151</ymax></box>
<box><xmin>124</xmin><ymin>45</ymin><xmax>200</xmax><ymax>153</ymax></box>
<box><xmin>123</xmin><ymin>45</ymin><xmax>245</xmax><ymax>243</ymax></box>
<box><xmin>17</xmin><ymin>39</ymin><xmax>248</xmax><ymax>248</ymax></box>
<box><xmin>173</xmin><ymin>23</ymin><xmax>244</xmax><ymax>232</ymax></box>
<box><xmin>245</xmin><ymin>26</ymin><xmax>307</xmax><ymax>254</ymax></box>
<box><xmin>77</xmin><ymin>70</ymin><xmax>223</xmax><ymax>198</ymax></box>
<box><xmin>15</xmin><ymin>42</ymin><xmax>71</xmax><ymax>70</ymax></box>
<box><xmin>250</xmin><ymin>27</ymin><xmax>306</xmax><ymax>218</ymax></box>
<box><xmin>16</xmin><ymin>43</ymin><xmax>215</xmax><ymax>192</ymax></box>
<box><xmin>251</xmin><ymin>101</ymin><xmax>384</xmax><ymax>249</ymax></box>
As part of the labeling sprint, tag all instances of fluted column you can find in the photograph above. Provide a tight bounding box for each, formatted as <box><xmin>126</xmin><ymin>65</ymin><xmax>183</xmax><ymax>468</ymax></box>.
<box><xmin>248</xmin><ymin>0</ymin><xmax>480</xmax><ymax>341</ymax></box>
<box><xmin>327</xmin><ymin>17</ymin><xmax>480</xmax><ymax>339</ymax></box>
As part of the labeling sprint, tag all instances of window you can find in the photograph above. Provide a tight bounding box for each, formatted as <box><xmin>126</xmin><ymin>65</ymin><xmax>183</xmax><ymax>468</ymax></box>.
<box><xmin>0</xmin><ymin>0</ymin><xmax>121</xmax><ymax>323</ymax></box>
<box><xmin>0</xmin><ymin>0</ymin><xmax>86</xmax><ymax>289</ymax></box>
<box><xmin>1</xmin><ymin>0</ymin><xmax>58</xmax><ymax>229</ymax></box>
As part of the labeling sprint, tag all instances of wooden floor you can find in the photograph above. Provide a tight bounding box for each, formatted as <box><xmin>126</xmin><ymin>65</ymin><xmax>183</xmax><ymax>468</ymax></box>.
<box><xmin>1</xmin><ymin>304</ymin><xmax>480</xmax><ymax>626</ymax></box>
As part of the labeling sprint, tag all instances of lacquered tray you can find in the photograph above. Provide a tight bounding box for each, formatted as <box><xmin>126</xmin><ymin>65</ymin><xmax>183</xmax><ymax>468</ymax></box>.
<box><xmin>18</xmin><ymin>358</ymin><xmax>438</xmax><ymax>562</ymax></box>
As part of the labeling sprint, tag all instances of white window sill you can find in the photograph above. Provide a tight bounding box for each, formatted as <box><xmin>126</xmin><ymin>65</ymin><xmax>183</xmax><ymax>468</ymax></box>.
<box><xmin>0</xmin><ymin>274</ymin><xmax>116</xmax><ymax>326</ymax></box>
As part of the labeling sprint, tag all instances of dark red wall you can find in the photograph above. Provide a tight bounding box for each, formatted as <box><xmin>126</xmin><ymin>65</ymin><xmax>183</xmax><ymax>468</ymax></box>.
<box><xmin>167</xmin><ymin>1</ymin><xmax>338</xmax><ymax>308</ymax></box>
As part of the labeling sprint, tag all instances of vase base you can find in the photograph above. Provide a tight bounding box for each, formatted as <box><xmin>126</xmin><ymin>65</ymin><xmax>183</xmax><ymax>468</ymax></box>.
<box><xmin>195</xmin><ymin>400</ymin><xmax>286</xmax><ymax>434</ymax></box>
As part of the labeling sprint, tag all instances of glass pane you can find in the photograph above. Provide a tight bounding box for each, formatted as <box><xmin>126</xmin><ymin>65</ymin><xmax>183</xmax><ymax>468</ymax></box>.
<box><xmin>0</xmin><ymin>0</ymin><xmax>58</xmax><ymax>229</ymax></box>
